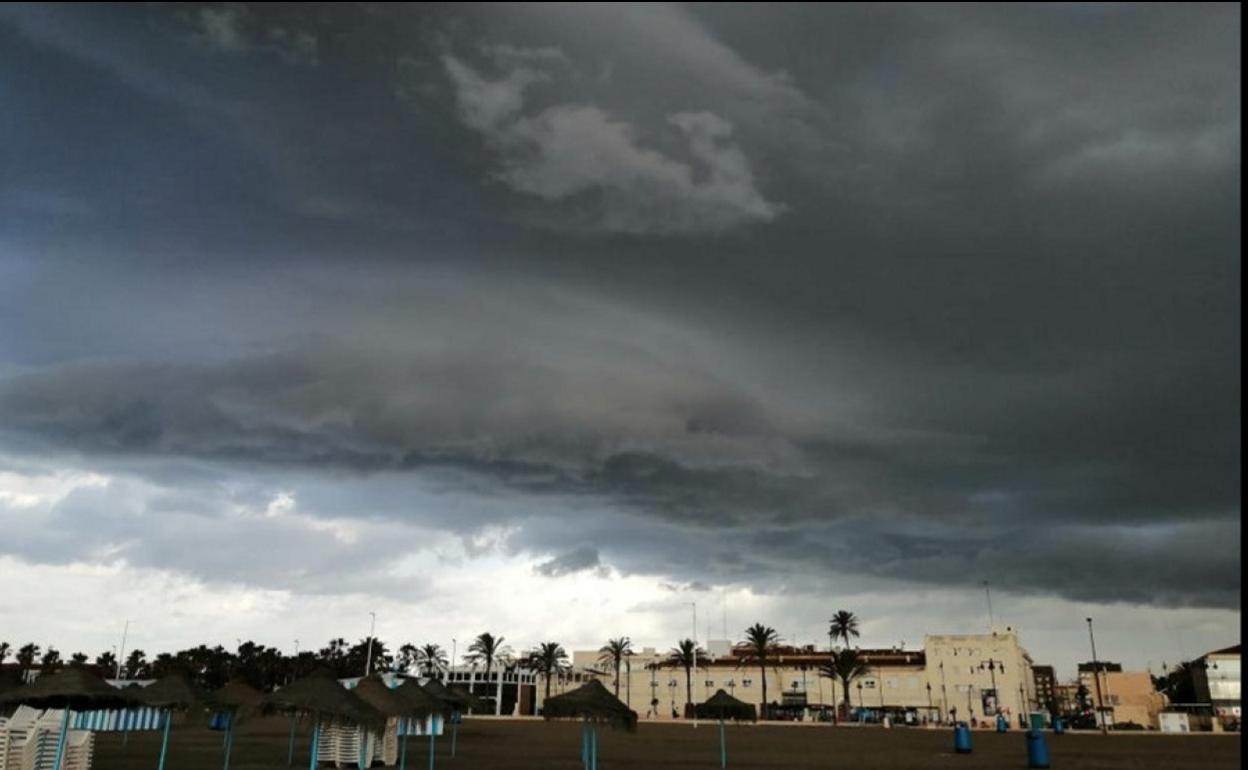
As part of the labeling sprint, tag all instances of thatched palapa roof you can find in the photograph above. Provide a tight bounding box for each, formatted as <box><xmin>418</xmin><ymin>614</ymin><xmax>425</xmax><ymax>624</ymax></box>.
<box><xmin>541</xmin><ymin>679</ymin><xmax>638</xmax><ymax>730</ymax></box>
<box><xmin>694</xmin><ymin>689</ymin><xmax>757</xmax><ymax>722</ymax></box>
<box><xmin>209</xmin><ymin>679</ymin><xmax>263</xmax><ymax>711</ymax></box>
<box><xmin>258</xmin><ymin>669</ymin><xmax>384</xmax><ymax>728</ymax></box>
<box><xmin>353</xmin><ymin>675</ymin><xmax>431</xmax><ymax>718</ymax></box>
<box><xmin>135</xmin><ymin>673</ymin><xmax>211</xmax><ymax>709</ymax></box>
<box><xmin>392</xmin><ymin>679</ymin><xmax>444</xmax><ymax>718</ymax></box>
<box><xmin>0</xmin><ymin>668</ymin><xmax>136</xmax><ymax>710</ymax></box>
<box><xmin>419</xmin><ymin>678</ymin><xmax>484</xmax><ymax>713</ymax></box>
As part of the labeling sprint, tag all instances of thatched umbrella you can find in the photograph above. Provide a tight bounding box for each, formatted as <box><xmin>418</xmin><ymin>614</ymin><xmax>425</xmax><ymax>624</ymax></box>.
<box><xmin>694</xmin><ymin>690</ymin><xmax>756</xmax><ymax>768</ymax></box>
<box><xmin>420</xmin><ymin>679</ymin><xmax>481</xmax><ymax>712</ymax></box>
<box><xmin>207</xmin><ymin>680</ymin><xmax>263</xmax><ymax>770</ymax></box>
<box><xmin>393</xmin><ymin>679</ymin><xmax>443</xmax><ymax>718</ymax></box>
<box><xmin>542</xmin><ymin>679</ymin><xmax>638</xmax><ymax>770</ymax></box>
<box><xmin>134</xmin><ymin>673</ymin><xmax>212</xmax><ymax>770</ymax></box>
<box><xmin>0</xmin><ymin>667</ymin><xmax>136</xmax><ymax>770</ymax></box>
<box><xmin>386</xmin><ymin>679</ymin><xmax>455</xmax><ymax>769</ymax></box>
<box><xmin>354</xmin><ymin>676</ymin><xmax>432</xmax><ymax>770</ymax></box>
<box><xmin>417</xmin><ymin>679</ymin><xmax>478</xmax><ymax>759</ymax></box>
<box><xmin>259</xmin><ymin>670</ymin><xmax>384</xmax><ymax>770</ymax></box>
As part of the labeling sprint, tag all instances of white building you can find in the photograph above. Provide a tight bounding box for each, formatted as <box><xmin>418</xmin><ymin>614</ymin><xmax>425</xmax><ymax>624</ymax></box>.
<box><xmin>1192</xmin><ymin>644</ymin><xmax>1241</xmax><ymax>730</ymax></box>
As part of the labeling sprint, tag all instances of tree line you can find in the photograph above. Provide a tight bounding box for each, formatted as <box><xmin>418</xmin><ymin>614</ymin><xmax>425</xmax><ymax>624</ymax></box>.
<box><xmin>2</xmin><ymin>610</ymin><xmax>871</xmax><ymax>722</ymax></box>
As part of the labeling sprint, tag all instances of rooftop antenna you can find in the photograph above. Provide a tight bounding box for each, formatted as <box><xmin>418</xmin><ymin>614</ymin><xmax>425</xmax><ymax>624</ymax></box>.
<box><xmin>982</xmin><ymin>580</ymin><xmax>994</xmax><ymax>631</ymax></box>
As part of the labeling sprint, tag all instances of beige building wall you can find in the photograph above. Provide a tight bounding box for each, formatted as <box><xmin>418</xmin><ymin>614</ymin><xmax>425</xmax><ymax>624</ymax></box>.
<box><xmin>923</xmin><ymin>625</ymin><xmax>1038</xmax><ymax>723</ymax></box>
<box><xmin>1077</xmin><ymin>670</ymin><xmax>1167</xmax><ymax>728</ymax></box>
<box><xmin>552</xmin><ymin>626</ymin><xmax>1040</xmax><ymax>724</ymax></box>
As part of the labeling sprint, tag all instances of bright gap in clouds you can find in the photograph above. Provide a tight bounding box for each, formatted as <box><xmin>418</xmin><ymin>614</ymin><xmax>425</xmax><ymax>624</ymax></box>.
<box><xmin>0</xmin><ymin>458</ymin><xmax>1238</xmax><ymax>678</ymax></box>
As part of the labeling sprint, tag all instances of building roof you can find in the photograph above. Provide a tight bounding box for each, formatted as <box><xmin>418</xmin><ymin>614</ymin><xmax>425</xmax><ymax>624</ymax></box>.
<box><xmin>1203</xmin><ymin>644</ymin><xmax>1240</xmax><ymax>658</ymax></box>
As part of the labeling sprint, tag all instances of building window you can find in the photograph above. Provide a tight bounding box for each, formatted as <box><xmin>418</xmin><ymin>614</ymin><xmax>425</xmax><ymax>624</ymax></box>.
<box><xmin>743</xmin><ymin>679</ymin><xmax>753</xmax><ymax>687</ymax></box>
<box><xmin>705</xmin><ymin>681</ymin><xmax>715</xmax><ymax>688</ymax></box>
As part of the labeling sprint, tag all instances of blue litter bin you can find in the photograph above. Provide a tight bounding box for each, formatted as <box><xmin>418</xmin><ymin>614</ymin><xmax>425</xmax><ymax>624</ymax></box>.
<box><xmin>1026</xmin><ymin>730</ymin><xmax>1051</xmax><ymax>768</ymax></box>
<box><xmin>996</xmin><ymin>714</ymin><xmax>1008</xmax><ymax>733</ymax></box>
<box><xmin>953</xmin><ymin>722</ymin><xmax>972</xmax><ymax>754</ymax></box>
<box><xmin>1052</xmin><ymin>718</ymin><xmax>1065</xmax><ymax>735</ymax></box>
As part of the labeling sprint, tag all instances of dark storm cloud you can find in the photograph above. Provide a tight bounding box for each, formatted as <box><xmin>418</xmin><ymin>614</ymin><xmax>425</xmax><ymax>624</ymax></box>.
<box><xmin>534</xmin><ymin>545</ymin><xmax>604</xmax><ymax>577</ymax></box>
<box><xmin>0</xmin><ymin>4</ymin><xmax>1239</xmax><ymax>609</ymax></box>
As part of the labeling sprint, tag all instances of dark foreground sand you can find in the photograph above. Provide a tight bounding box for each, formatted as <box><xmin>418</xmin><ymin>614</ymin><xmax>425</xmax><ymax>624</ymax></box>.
<box><xmin>89</xmin><ymin>716</ymin><xmax>1241</xmax><ymax>770</ymax></box>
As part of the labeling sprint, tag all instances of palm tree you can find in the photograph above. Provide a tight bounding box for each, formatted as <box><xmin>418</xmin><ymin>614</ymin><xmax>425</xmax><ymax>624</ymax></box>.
<box><xmin>16</xmin><ymin>643</ymin><xmax>40</xmax><ymax>680</ymax></box>
<box><xmin>417</xmin><ymin>644</ymin><xmax>448</xmax><ymax>677</ymax></box>
<box><xmin>95</xmin><ymin>650</ymin><xmax>117</xmax><ymax>675</ymax></box>
<box><xmin>40</xmin><ymin>648</ymin><xmax>63</xmax><ymax>675</ymax></box>
<box><xmin>667</xmin><ymin>639</ymin><xmax>708</xmax><ymax>716</ymax></box>
<box><xmin>820</xmin><ymin>647</ymin><xmax>869</xmax><ymax>719</ymax></box>
<box><xmin>125</xmin><ymin>649</ymin><xmax>148</xmax><ymax>679</ymax></box>
<box><xmin>70</xmin><ymin>652</ymin><xmax>89</xmax><ymax>667</ymax></box>
<box><xmin>524</xmin><ymin>642</ymin><xmax>569</xmax><ymax>702</ymax></box>
<box><xmin>740</xmin><ymin>624</ymin><xmax>781</xmax><ymax>719</ymax></box>
<box><xmin>0</xmin><ymin>642</ymin><xmax>10</xmax><ymax>667</ymax></box>
<box><xmin>396</xmin><ymin>643</ymin><xmax>419</xmax><ymax>674</ymax></box>
<box><xmin>829</xmin><ymin>611</ymin><xmax>860</xmax><ymax>648</ymax></box>
<box><xmin>598</xmin><ymin>637</ymin><xmax>633</xmax><ymax>699</ymax></box>
<box><xmin>466</xmin><ymin>633</ymin><xmax>508</xmax><ymax>696</ymax></box>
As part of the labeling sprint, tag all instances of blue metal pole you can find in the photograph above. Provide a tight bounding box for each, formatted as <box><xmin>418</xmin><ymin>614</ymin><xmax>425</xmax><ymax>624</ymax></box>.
<box><xmin>451</xmin><ymin>722</ymin><xmax>457</xmax><ymax>758</ymax></box>
<box><xmin>399</xmin><ymin>726</ymin><xmax>408</xmax><ymax>770</ymax></box>
<box><xmin>581</xmin><ymin>722</ymin><xmax>588</xmax><ymax>769</ymax></box>
<box><xmin>287</xmin><ymin>713</ymin><xmax>297</xmax><ymax>766</ymax></box>
<box><xmin>156</xmin><ymin>709</ymin><xmax>172</xmax><ymax>770</ymax></box>
<box><xmin>719</xmin><ymin>718</ymin><xmax>726</xmax><ymax>768</ymax></box>
<box><xmin>591</xmin><ymin>724</ymin><xmax>598</xmax><ymax>770</ymax></box>
<box><xmin>223</xmin><ymin>712</ymin><xmax>235</xmax><ymax>770</ymax></box>
<box><xmin>428</xmin><ymin>728</ymin><xmax>436</xmax><ymax>770</ymax></box>
<box><xmin>308</xmin><ymin>713</ymin><xmax>320</xmax><ymax>770</ymax></box>
<box><xmin>51</xmin><ymin>707</ymin><xmax>71</xmax><ymax>770</ymax></box>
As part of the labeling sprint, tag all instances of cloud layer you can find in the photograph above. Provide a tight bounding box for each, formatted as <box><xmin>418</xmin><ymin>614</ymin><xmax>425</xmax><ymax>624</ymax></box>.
<box><xmin>0</xmin><ymin>3</ymin><xmax>1239</xmax><ymax>670</ymax></box>
<box><xmin>444</xmin><ymin>49</ymin><xmax>782</xmax><ymax>234</ymax></box>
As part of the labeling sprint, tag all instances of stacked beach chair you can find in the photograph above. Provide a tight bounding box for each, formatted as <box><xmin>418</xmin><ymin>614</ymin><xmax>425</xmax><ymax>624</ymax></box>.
<box><xmin>18</xmin><ymin>710</ymin><xmax>63</xmax><ymax>770</ymax></box>
<box><xmin>0</xmin><ymin>707</ymin><xmax>96</xmax><ymax>770</ymax></box>
<box><xmin>58</xmin><ymin>731</ymin><xmax>93</xmax><ymax>770</ymax></box>
<box><xmin>315</xmin><ymin>719</ymin><xmax>384</xmax><ymax>768</ymax></box>
<box><xmin>0</xmin><ymin>706</ymin><xmax>43</xmax><ymax>770</ymax></box>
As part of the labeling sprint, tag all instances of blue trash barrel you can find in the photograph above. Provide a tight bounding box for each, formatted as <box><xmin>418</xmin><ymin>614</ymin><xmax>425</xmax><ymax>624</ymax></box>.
<box><xmin>1052</xmin><ymin>718</ymin><xmax>1065</xmax><ymax>735</ymax></box>
<box><xmin>208</xmin><ymin>711</ymin><xmax>229</xmax><ymax>731</ymax></box>
<box><xmin>1026</xmin><ymin>729</ymin><xmax>1051</xmax><ymax>768</ymax></box>
<box><xmin>996</xmin><ymin>714</ymin><xmax>1008</xmax><ymax>732</ymax></box>
<box><xmin>953</xmin><ymin>722</ymin><xmax>973</xmax><ymax>754</ymax></box>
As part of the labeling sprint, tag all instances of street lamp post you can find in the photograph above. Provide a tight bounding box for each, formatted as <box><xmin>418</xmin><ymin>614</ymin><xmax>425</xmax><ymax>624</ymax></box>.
<box><xmin>688</xmin><ymin>601</ymin><xmax>699</xmax><ymax>728</ymax></box>
<box><xmin>364</xmin><ymin>612</ymin><xmax>377</xmax><ymax>677</ymax></box>
<box><xmin>926</xmin><ymin>682</ymin><xmax>934</xmax><ymax>722</ymax></box>
<box><xmin>940</xmin><ymin>661</ymin><xmax>949</xmax><ymax>722</ymax></box>
<box><xmin>116</xmin><ymin>620</ymin><xmax>129</xmax><ymax>680</ymax></box>
<box><xmin>1086</xmin><ymin>617</ymin><xmax>1108</xmax><ymax>734</ymax></box>
<box><xmin>625</xmin><ymin>657</ymin><xmax>632</xmax><ymax>709</ymax></box>
<box><xmin>979</xmin><ymin>659</ymin><xmax>1000</xmax><ymax>715</ymax></box>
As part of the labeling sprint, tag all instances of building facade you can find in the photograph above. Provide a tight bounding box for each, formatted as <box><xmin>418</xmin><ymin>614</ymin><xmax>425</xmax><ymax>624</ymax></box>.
<box><xmin>1192</xmin><ymin>645</ymin><xmax>1241</xmax><ymax>731</ymax></box>
<box><xmin>555</xmin><ymin>625</ymin><xmax>1042</xmax><ymax>725</ymax></box>
<box><xmin>1032</xmin><ymin>665</ymin><xmax>1058</xmax><ymax>715</ymax></box>
<box><xmin>1076</xmin><ymin>663</ymin><xmax>1168</xmax><ymax>728</ymax></box>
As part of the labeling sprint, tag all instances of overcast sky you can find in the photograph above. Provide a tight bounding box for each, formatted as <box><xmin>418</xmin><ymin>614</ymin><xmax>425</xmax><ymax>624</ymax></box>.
<box><xmin>0</xmin><ymin>3</ymin><xmax>1240</xmax><ymax>678</ymax></box>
